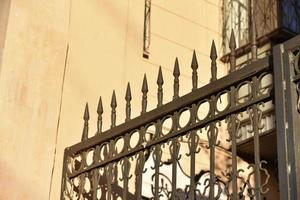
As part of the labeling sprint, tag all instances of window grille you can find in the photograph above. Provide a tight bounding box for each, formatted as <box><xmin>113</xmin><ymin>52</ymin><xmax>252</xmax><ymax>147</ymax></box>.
<box><xmin>223</xmin><ymin>0</ymin><xmax>250</xmax><ymax>54</ymax></box>
<box><xmin>143</xmin><ymin>0</ymin><xmax>151</xmax><ymax>59</ymax></box>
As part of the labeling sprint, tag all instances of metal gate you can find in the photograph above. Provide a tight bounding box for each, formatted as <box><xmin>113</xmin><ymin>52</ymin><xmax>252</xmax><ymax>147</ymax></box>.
<box><xmin>60</xmin><ymin>33</ymin><xmax>300</xmax><ymax>200</ymax></box>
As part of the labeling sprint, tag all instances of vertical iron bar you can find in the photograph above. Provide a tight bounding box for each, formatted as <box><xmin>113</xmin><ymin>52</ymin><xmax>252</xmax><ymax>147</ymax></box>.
<box><xmin>92</xmin><ymin>169</ymin><xmax>99</xmax><ymax>200</ymax></box>
<box><xmin>78</xmin><ymin>173</ymin><xmax>85</xmax><ymax>200</ymax></box>
<box><xmin>273</xmin><ymin>41</ymin><xmax>300</xmax><ymax>200</ymax></box>
<box><xmin>191</xmin><ymin>50</ymin><xmax>198</xmax><ymax>91</ymax></box>
<box><xmin>135</xmin><ymin>151</ymin><xmax>146</xmax><ymax>200</ymax></box>
<box><xmin>189</xmin><ymin>131</ymin><xmax>196</xmax><ymax>200</ymax></box>
<box><xmin>173</xmin><ymin>57</ymin><xmax>180</xmax><ymax>100</ymax></box>
<box><xmin>157</xmin><ymin>66</ymin><xmax>164</xmax><ymax>107</ymax></box>
<box><xmin>122</xmin><ymin>157</ymin><xmax>130</xmax><ymax>200</ymax></box>
<box><xmin>230</xmin><ymin>114</ymin><xmax>238</xmax><ymax>199</ymax></box>
<box><xmin>252</xmin><ymin>105</ymin><xmax>262</xmax><ymax>200</ymax></box>
<box><xmin>229</xmin><ymin>85</ymin><xmax>238</xmax><ymax>199</ymax></box>
<box><xmin>153</xmin><ymin>144</ymin><xmax>162</xmax><ymax>200</ymax></box>
<box><xmin>171</xmin><ymin>138</ymin><xmax>178</xmax><ymax>199</ymax></box>
<box><xmin>60</xmin><ymin>149</ymin><xmax>69</xmax><ymax>200</ymax></box>
<box><xmin>107</xmin><ymin>164</ymin><xmax>112</xmax><ymax>200</ymax></box>
<box><xmin>189</xmin><ymin>104</ymin><xmax>197</xmax><ymax>200</ymax></box>
<box><xmin>111</xmin><ymin>90</ymin><xmax>117</xmax><ymax>128</ymax></box>
<box><xmin>273</xmin><ymin>44</ymin><xmax>292</xmax><ymax>200</ymax></box>
<box><xmin>208</xmin><ymin>95</ymin><xmax>217</xmax><ymax>199</ymax></box>
<box><xmin>141</xmin><ymin>74</ymin><xmax>148</xmax><ymax>114</ymax></box>
<box><xmin>251</xmin><ymin>75</ymin><xmax>262</xmax><ymax>199</ymax></box>
<box><xmin>209</xmin><ymin>122</ymin><xmax>216</xmax><ymax>200</ymax></box>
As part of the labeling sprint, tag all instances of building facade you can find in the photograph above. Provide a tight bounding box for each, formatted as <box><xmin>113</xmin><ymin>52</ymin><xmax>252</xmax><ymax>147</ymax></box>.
<box><xmin>0</xmin><ymin>0</ymin><xmax>299</xmax><ymax>200</ymax></box>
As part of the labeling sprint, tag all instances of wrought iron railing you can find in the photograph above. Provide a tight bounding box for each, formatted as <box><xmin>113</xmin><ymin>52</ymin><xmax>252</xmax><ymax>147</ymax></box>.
<box><xmin>60</xmin><ymin>30</ymin><xmax>280</xmax><ymax>200</ymax></box>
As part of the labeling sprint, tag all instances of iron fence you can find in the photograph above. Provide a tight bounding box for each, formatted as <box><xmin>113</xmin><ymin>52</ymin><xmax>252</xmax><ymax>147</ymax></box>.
<box><xmin>60</xmin><ymin>23</ymin><xmax>300</xmax><ymax>198</ymax></box>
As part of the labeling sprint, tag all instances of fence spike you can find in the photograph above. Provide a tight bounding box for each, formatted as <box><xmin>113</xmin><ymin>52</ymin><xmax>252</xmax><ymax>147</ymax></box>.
<box><xmin>125</xmin><ymin>82</ymin><xmax>132</xmax><ymax>122</ymax></box>
<box><xmin>82</xmin><ymin>103</ymin><xmax>89</xmax><ymax>141</ymax></box>
<box><xmin>111</xmin><ymin>90</ymin><xmax>117</xmax><ymax>128</ymax></box>
<box><xmin>210</xmin><ymin>40</ymin><xmax>217</xmax><ymax>82</ymax></box>
<box><xmin>229</xmin><ymin>29</ymin><xmax>236</xmax><ymax>73</ymax></box>
<box><xmin>173</xmin><ymin>57</ymin><xmax>180</xmax><ymax>99</ymax></box>
<box><xmin>157</xmin><ymin>66</ymin><xmax>164</xmax><ymax>107</ymax></box>
<box><xmin>191</xmin><ymin>50</ymin><xmax>198</xmax><ymax>91</ymax></box>
<box><xmin>97</xmin><ymin>97</ymin><xmax>103</xmax><ymax>134</ymax></box>
<box><xmin>141</xmin><ymin>74</ymin><xmax>148</xmax><ymax>114</ymax></box>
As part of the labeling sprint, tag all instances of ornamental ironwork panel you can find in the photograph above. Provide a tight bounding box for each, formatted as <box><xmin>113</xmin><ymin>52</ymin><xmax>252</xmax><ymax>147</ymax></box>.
<box><xmin>60</xmin><ymin>32</ymin><xmax>279</xmax><ymax>199</ymax></box>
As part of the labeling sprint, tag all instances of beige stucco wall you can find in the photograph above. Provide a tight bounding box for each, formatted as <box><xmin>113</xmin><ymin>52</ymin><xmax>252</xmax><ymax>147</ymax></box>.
<box><xmin>0</xmin><ymin>0</ymin><xmax>70</xmax><ymax>199</ymax></box>
<box><xmin>0</xmin><ymin>0</ymin><xmax>226</xmax><ymax>199</ymax></box>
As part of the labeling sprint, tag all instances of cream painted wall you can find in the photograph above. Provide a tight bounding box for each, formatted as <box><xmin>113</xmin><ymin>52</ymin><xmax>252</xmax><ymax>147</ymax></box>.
<box><xmin>0</xmin><ymin>0</ymin><xmax>70</xmax><ymax>199</ymax></box>
<box><xmin>0</xmin><ymin>0</ymin><xmax>226</xmax><ymax>199</ymax></box>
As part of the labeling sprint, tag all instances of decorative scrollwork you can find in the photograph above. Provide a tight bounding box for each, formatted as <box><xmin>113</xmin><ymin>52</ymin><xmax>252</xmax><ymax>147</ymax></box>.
<box><xmin>260</xmin><ymin>160</ymin><xmax>270</xmax><ymax>194</ymax></box>
<box><xmin>247</xmin><ymin>103</ymin><xmax>265</xmax><ymax>133</ymax></box>
<box><xmin>226</xmin><ymin>114</ymin><xmax>242</xmax><ymax>142</ymax></box>
<box><xmin>151</xmin><ymin>173</ymin><xmax>171</xmax><ymax>199</ymax></box>
<box><xmin>186</xmin><ymin>131</ymin><xmax>201</xmax><ymax>157</ymax></box>
<box><xmin>169</xmin><ymin>138</ymin><xmax>181</xmax><ymax>162</ymax></box>
<box><xmin>245</xmin><ymin>164</ymin><xmax>256</xmax><ymax>198</ymax></box>
<box><xmin>206</xmin><ymin>122</ymin><xmax>221</xmax><ymax>148</ymax></box>
<box><xmin>119</xmin><ymin>157</ymin><xmax>133</xmax><ymax>182</ymax></box>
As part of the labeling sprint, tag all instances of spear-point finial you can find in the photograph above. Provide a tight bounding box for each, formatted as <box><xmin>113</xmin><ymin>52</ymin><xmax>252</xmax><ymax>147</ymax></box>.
<box><xmin>125</xmin><ymin>82</ymin><xmax>132</xmax><ymax>122</ymax></box>
<box><xmin>229</xmin><ymin>29</ymin><xmax>236</xmax><ymax>73</ymax></box>
<box><xmin>229</xmin><ymin>29</ymin><xmax>237</xmax><ymax>50</ymax></box>
<box><xmin>142</xmin><ymin>74</ymin><xmax>148</xmax><ymax>93</ymax></box>
<box><xmin>97</xmin><ymin>97</ymin><xmax>103</xmax><ymax>134</ymax></box>
<box><xmin>157</xmin><ymin>66</ymin><xmax>164</xmax><ymax>85</ymax></box>
<box><xmin>173</xmin><ymin>57</ymin><xmax>180</xmax><ymax>99</ymax></box>
<box><xmin>84</xmin><ymin>102</ymin><xmax>90</xmax><ymax>120</ymax></box>
<box><xmin>141</xmin><ymin>74</ymin><xmax>148</xmax><ymax>114</ymax></box>
<box><xmin>191</xmin><ymin>50</ymin><xmax>198</xmax><ymax>91</ymax></box>
<box><xmin>191</xmin><ymin>50</ymin><xmax>198</xmax><ymax>69</ymax></box>
<box><xmin>97</xmin><ymin>97</ymin><xmax>103</xmax><ymax>115</ymax></box>
<box><xmin>157</xmin><ymin>66</ymin><xmax>164</xmax><ymax>107</ymax></box>
<box><xmin>82</xmin><ymin>103</ymin><xmax>89</xmax><ymax>141</ymax></box>
<box><xmin>111</xmin><ymin>90</ymin><xmax>117</xmax><ymax>128</ymax></box>
<box><xmin>210</xmin><ymin>40</ymin><xmax>217</xmax><ymax>82</ymax></box>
